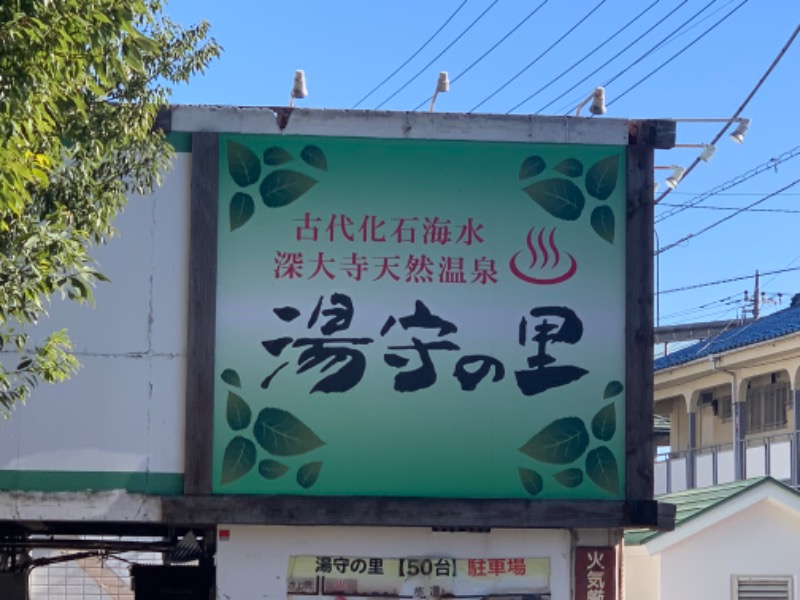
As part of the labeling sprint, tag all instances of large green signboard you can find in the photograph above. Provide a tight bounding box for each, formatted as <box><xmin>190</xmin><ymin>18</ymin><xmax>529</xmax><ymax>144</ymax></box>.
<box><xmin>212</xmin><ymin>133</ymin><xmax>627</xmax><ymax>499</ymax></box>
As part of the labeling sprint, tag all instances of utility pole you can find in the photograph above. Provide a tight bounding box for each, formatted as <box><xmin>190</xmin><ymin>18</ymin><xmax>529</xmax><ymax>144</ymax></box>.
<box><xmin>754</xmin><ymin>270</ymin><xmax>760</xmax><ymax>320</ymax></box>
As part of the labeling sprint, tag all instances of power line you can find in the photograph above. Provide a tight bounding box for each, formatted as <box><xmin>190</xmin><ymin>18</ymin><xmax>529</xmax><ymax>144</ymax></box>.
<box><xmin>597</xmin><ymin>0</ymin><xmax>718</xmax><ymax>90</ymax></box>
<box><xmin>658</xmin><ymin>177</ymin><xmax>800</xmax><ymax>254</ymax></box>
<box><xmin>534</xmin><ymin>0</ymin><xmax>689</xmax><ymax>115</ymax></box>
<box><xmin>351</xmin><ymin>1</ymin><xmax>468</xmax><ymax>109</ymax></box>
<box><xmin>654</xmin><ymin>22</ymin><xmax>800</xmax><ymax>205</ymax></box>
<box><xmin>505</xmin><ymin>0</ymin><xmax>660</xmax><ymax>114</ymax></box>
<box><xmin>658</xmin><ymin>265</ymin><xmax>800</xmax><ymax>295</ymax></box>
<box><xmin>655</xmin><ymin>146</ymin><xmax>800</xmax><ymax>222</ymax></box>
<box><xmin>607</xmin><ymin>0</ymin><xmax>748</xmax><ymax>108</ymax></box>
<box><xmin>657</xmin><ymin>203</ymin><xmax>800</xmax><ymax>214</ymax></box>
<box><xmin>412</xmin><ymin>1</ymin><xmax>550</xmax><ymax>112</ymax></box>
<box><xmin>469</xmin><ymin>0</ymin><xmax>608</xmax><ymax>113</ymax></box>
<box><xmin>374</xmin><ymin>1</ymin><xmax>500</xmax><ymax>110</ymax></box>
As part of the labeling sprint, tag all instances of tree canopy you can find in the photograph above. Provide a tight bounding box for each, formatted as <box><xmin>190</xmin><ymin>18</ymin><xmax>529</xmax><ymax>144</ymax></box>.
<box><xmin>0</xmin><ymin>0</ymin><xmax>220</xmax><ymax>413</ymax></box>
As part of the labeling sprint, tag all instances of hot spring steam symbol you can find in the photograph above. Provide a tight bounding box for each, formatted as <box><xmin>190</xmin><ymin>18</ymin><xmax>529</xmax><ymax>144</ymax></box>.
<box><xmin>509</xmin><ymin>227</ymin><xmax>577</xmax><ymax>285</ymax></box>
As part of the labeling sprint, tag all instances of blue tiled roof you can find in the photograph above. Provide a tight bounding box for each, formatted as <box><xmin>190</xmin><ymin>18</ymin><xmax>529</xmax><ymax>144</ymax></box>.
<box><xmin>655</xmin><ymin>303</ymin><xmax>800</xmax><ymax>371</ymax></box>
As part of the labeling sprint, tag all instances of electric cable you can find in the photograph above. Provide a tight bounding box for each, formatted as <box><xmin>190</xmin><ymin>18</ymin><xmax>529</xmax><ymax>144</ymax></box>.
<box><xmin>656</xmin><ymin>146</ymin><xmax>800</xmax><ymax>222</ymax></box>
<box><xmin>534</xmin><ymin>0</ymin><xmax>689</xmax><ymax>115</ymax></box>
<box><xmin>374</xmin><ymin>0</ymin><xmax>500</xmax><ymax>110</ymax></box>
<box><xmin>469</xmin><ymin>0</ymin><xmax>608</xmax><ymax>113</ymax></box>
<box><xmin>657</xmin><ymin>203</ymin><xmax>800</xmax><ymax>214</ymax></box>
<box><xmin>412</xmin><ymin>1</ymin><xmax>550</xmax><ymax>112</ymax></box>
<box><xmin>351</xmin><ymin>1</ymin><xmax>468</xmax><ymax>109</ymax></box>
<box><xmin>658</xmin><ymin>265</ymin><xmax>800</xmax><ymax>296</ymax></box>
<box><xmin>658</xmin><ymin>177</ymin><xmax>800</xmax><ymax>255</ymax></box>
<box><xmin>654</xmin><ymin>22</ymin><xmax>800</xmax><ymax>205</ymax></box>
<box><xmin>607</xmin><ymin>0</ymin><xmax>748</xmax><ymax>108</ymax></box>
<box><xmin>505</xmin><ymin>0</ymin><xmax>660</xmax><ymax>113</ymax></box>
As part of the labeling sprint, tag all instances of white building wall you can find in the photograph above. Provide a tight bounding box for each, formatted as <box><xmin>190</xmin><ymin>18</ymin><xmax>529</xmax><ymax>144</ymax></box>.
<box><xmin>216</xmin><ymin>525</ymin><xmax>617</xmax><ymax>600</ymax></box>
<box><xmin>652</xmin><ymin>500</ymin><xmax>800</xmax><ymax>600</ymax></box>
<box><xmin>622</xmin><ymin>546</ymin><xmax>659</xmax><ymax>600</ymax></box>
<box><xmin>0</xmin><ymin>153</ymin><xmax>191</xmax><ymax>482</ymax></box>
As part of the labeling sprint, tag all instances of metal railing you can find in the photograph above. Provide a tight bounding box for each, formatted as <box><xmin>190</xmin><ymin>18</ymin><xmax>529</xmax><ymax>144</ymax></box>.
<box><xmin>654</xmin><ymin>432</ymin><xmax>797</xmax><ymax>495</ymax></box>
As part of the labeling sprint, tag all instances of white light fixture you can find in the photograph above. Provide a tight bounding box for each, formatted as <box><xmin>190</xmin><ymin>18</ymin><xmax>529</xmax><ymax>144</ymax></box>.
<box><xmin>665</xmin><ymin>166</ymin><xmax>685</xmax><ymax>189</ymax></box>
<box><xmin>429</xmin><ymin>71</ymin><xmax>450</xmax><ymax>113</ymax></box>
<box><xmin>575</xmin><ymin>86</ymin><xmax>606</xmax><ymax>116</ymax></box>
<box><xmin>699</xmin><ymin>144</ymin><xmax>717</xmax><ymax>162</ymax></box>
<box><xmin>289</xmin><ymin>70</ymin><xmax>308</xmax><ymax>107</ymax></box>
<box><xmin>729</xmin><ymin>118</ymin><xmax>750</xmax><ymax>144</ymax></box>
<box><xmin>674</xmin><ymin>143</ymin><xmax>717</xmax><ymax>162</ymax></box>
<box><xmin>672</xmin><ymin>117</ymin><xmax>751</xmax><ymax>144</ymax></box>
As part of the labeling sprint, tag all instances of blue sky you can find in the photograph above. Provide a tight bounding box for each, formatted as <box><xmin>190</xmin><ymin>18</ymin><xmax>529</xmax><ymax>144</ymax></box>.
<box><xmin>165</xmin><ymin>0</ymin><xmax>800</xmax><ymax>332</ymax></box>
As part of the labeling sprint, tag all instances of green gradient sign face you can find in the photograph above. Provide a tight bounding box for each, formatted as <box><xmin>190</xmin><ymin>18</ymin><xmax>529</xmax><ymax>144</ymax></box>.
<box><xmin>212</xmin><ymin>133</ymin><xmax>627</xmax><ymax>499</ymax></box>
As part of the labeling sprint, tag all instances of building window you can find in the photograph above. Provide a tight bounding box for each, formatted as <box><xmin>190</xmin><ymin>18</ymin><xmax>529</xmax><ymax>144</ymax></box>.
<box><xmin>733</xmin><ymin>575</ymin><xmax>792</xmax><ymax>599</ymax></box>
<box><xmin>746</xmin><ymin>383</ymin><xmax>789</xmax><ymax>433</ymax></box>
<box><xmin>716</xmin><ymin>394</ymin><xmax>732</xmax><ymax>421</ymax></box>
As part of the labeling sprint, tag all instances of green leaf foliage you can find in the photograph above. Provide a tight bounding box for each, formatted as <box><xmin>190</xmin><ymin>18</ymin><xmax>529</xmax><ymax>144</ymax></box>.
<box><xmin>522</xmin><ymin>178</ymin><xmax>586</xmax><ymax>221</ymax></box>
<box><xmin>229</xmin><ymin>192</ymin><xmax>255</xmax><ymax>231</ymax></box>
<box><xmin>227</xmin><ymin>141</ymin><xmax>261</xmax><ymax>187</ymax></box>
<box><xmin>259</xmin><ymin>170</ymin><xmax>318</xmax><ymax>208</ymax></box>
<box><xmin>226</xmin><ymin>391</ymin><xmax>252</xmax><ymax>431</ymax></box>
<box><xmin>253</xmin><ymin>407</ymin><xmax>325</xmax><ymax>456</ymax></box>
<box><xmin>263</xmin><ymin>146</ymin><xmax>293</xmax><ymax>166</ymax></box>
<box><xmin>590</xmin><ymin>205</ymin><xmax>615</xmax><ymax>244</ymax></box>
<box><xmin>586</xmin><ymin>446</ymin><xmax>620</xmax><ymax>494</ymax></box>
<box><xmin>519</xmin><ymin>156</ymin><xmax>546</xmax><ymax>180</ymax></box>
<box><xmin>0</xmin><ymin>1</ymin><xmax>220</xmax><ymax>414</ymax></box>
<box><xmin>518</xmin><ymin>467</ymin><xmax>544</xmax><ymax>496</ymax></box>
<box><xmin>604</xmin><ymin>380</ymin><xmax>624</xmax><ymax>398</ymax></box>
<box><xmin>554</xmin><ymin>158</ymin><xmax>583</xmax><ymax>177</ymax></box>
<box><xmin>297</xmin><ymin>461</ymin><xmax>323</xmax><ymax>489</ymax></box>
<box><xmin>221</xmin><ymin>436</ymin><xmax>256</xmax><ymax>484</ymax></box>
<box><xmin>519</xmin><ymin>417</ymin><xmax>590</xmax><ymax>464</ymax></box>
<box><xmin>221</xmin><ymin>369</ymin><xmax>241</xmax><ymax>388</ymax></box>
<box><xmin>300</xmin><ymin>145</ymin><xmax>328</xmax><ymax>171</ymax></box>
<box><xmin>258</xmin><ymin>459</ymin><xmax>289</xmax><ymax>480</ymax></box>
<box><xmin>585</xmin><ymin>155</ymin><xmax>619</xmax><ymax>201</ymax></box>
<box><xmin>554</xmin><ymin>468</ymin><xmax>584</xmax><ymax>488</ymax></box>
<box><xmin>591</xmin><ymin>403</ymin><xmax>616</xmax><ymax>442</ymax></box>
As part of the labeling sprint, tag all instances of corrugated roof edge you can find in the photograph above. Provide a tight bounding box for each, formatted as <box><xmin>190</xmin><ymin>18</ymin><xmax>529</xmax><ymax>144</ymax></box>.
<box><xmin>654</xmin><ymin>303</ymin><xmax>800</xmax><ymax>371</ymax></box>
<box><xmin>624</xmin><ymin>476</ymin><xmax>796</xmax><ymax>545</ymax></box>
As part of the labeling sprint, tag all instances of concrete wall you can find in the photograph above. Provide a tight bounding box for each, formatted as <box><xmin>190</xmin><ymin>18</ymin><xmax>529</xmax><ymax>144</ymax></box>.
<box><xmin>0</xmin><ymin>153</ymin><xmax>192</xmax><ymax>492</ymax></box>
<box><xmin>627</xmin><ymin>498</ymin><xmax>800</xmax><ymax>600</ymax></box>
<box><xmin>216</xmin><ymin>525</ymin><xmax>620</xmax><ymax>600</ymax></box>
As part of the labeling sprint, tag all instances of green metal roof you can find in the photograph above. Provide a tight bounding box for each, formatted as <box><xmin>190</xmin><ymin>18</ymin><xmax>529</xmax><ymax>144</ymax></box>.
<box><xmin>625</xmin><ymin>477</ymin><xmax>783</xmax><ymax>545</ymax></box>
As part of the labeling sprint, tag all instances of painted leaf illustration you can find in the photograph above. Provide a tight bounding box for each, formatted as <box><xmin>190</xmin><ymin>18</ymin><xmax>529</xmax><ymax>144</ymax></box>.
<box><xmin>226</xmin><ymin>391</ymin><xmax>252</xmax><ymax>431</ymax></box>
<box><xmin>519</xmin><ymin>417</ymin><xmax>590</xmax><ymax>464</ymax></box>
<box><xmin>554</xmin><ymin>468</ymin><xmax>584</xmax><ymax>488</ymax></box>
<box><xmin>258</xmin><ymin>459</ymin><xmax>289</xmax><ymax>480</ymax></box>
<box><xmin>227</xmin><ymin>141</ymin><xmax>261</xmax><ymax>187</ymax></box>
<box><xmin>297</xmin><ymin>461</ymin><xmax>323</xmax><ymax>489</ymax></box>
<box><xmin>221</xmin><ymin>369</ymin><xmax>241</xmax><ymax>388</ymax></box>
<box><xmin>253</xmin><ymin>407</ymin><xmax>325</xmax><ymax>456</ymax></box>
<box><xmin>519</xmin><ymin>155</ymin><xmax>546</xmax><ymax>180</ymax></box>
<box><xmin>586</xmin><ymin>446</ymin><xmax>620</xmax><ymax>494</ymax></box>
<box><xmin>604</xmin><ymin>380</ymin><xmax>624</xmax><ymax>398</ymax></box>
<box><xmin>518</xmin><ymin>467</ymin><xmax>543</xmax><ymax>496</ymax></box>
<box><xmin>229</xmin><ymin>192</ymin><xmax>254</xmax><ymax>231</ymax></box>
<box><xmin>300</xmin><ymin>145</ymin><xmax>328</xmax><ymax>171</ymax></box>
<box><xmin>585</xmin><ymin>155</ymin><xmax>619</xmax><ymax>201</ymax></box>
<box><xmin>591</xmin><ymin>402</ymin><xmax>616</xmax><ymax>442</ymax></box>
<box><xmin>221</xmin><ymin>436</ymin><xmax>256</xmax><ymax>484</ymax></box>
<box><xmin>590</xmin><ymin>205</ymin><xmax>615</xmax><ymax>244</ymax></box>
<box><xmin>554</xmin><ymin>158</ymin><xmax>583</xmax><ymax>177</ymax></box>
<box><xmin>259</xmin><ymin>170</ymin><xmax>318</xmax><ymax>208</ymax></box>
<box><xmin>522</xmin><ymin>178</ymin><xmax>586</xmax><ymax>221</ymax></box>
<box><xmin>263</xmin><ymin>146</ymin><xmax>293</xmax><ymax>166</ymax></box>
